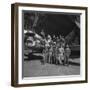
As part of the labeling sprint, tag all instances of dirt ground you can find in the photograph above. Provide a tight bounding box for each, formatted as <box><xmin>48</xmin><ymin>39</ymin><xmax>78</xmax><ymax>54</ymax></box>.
<box><xmin>23</xmin><ymin>58</ymin><xmax>80</xmax><ymax>77</ymax></box>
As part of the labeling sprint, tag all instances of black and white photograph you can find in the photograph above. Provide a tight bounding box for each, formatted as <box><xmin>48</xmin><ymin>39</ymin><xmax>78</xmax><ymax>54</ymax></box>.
<box><xmin>23</xmin><ymin>11</ymin><xmax>80</xmax><ymax>77</ymax></box>
<box><xmin>11</xmin><ymin>3</ymin><xmax>87</xmax><ymax>87</ymax></box>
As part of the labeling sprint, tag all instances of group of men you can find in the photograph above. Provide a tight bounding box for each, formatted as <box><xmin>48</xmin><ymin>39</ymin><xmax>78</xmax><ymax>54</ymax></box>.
<box><xmin>42</xmin><ymin>35</ymin><xmax>71</xmax><ymax>66</ymax></box>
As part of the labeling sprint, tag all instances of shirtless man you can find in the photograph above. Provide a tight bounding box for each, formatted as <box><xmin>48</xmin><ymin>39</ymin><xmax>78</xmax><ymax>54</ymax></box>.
<box><xmin>56</xmin><ymin>44</ymin><xmax>65</xmax><ymax>65</ymax></box>
<box><xmin>64</xmin><ymin>44</ymin><xmax>71</xmax><ymax>65</ymax></box>
<box><xmin>48</xmin><ymin>44</ymin><xmax>53</xmax><ymax>64</ymax></box>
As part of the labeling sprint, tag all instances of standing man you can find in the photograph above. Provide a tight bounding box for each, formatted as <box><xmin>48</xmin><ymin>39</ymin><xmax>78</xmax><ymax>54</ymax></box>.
<box><xmin>64</xmin><ymin>44</ymin><xmax>71</xmax><ymax>65</ymax></box>
<box><xmin>52</xmin><ymin>42</ymin><xmax>56</xmax><ymax>64</ymax></box>
<box><xmin>48</xmin><ymin>44</ymin><xmax>53</xmax><ymax>64</ymax></box>
<box><xmin>58</xmin><ymin>45</ymin><xmax>65</xmax><ymax>65</ymax></box>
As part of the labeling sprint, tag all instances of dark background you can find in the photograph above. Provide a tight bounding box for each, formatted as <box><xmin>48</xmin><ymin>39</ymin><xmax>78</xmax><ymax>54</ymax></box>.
<box><xmin>23</xmin><ymin>11</ymin><xmax>80</xmax><ymax>37</ymax></box>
